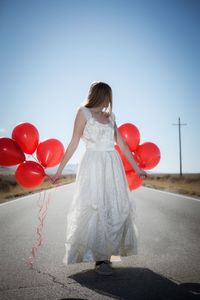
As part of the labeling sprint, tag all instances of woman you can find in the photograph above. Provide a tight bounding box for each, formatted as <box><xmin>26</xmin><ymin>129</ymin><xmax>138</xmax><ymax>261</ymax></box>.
<box><xmin>51</xmin><ymin>81</ymin><xmax>148</xmax><ymax>275</ymax></box>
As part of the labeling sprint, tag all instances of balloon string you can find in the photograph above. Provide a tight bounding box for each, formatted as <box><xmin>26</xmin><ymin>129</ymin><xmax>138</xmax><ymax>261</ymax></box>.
<box><xmin>25</xmin><ymin>188</ymin><xmax>53</xmax><ymax>269</ymax></box>
<box><xmin>31</xmin><ymin>154</ymin><xmax>38</xmax><ymax>162</ymax></box>
<box><xmin>30</xmin><ymin>154</ymin><xmax>54</xmax><ymax>184</ymax></box>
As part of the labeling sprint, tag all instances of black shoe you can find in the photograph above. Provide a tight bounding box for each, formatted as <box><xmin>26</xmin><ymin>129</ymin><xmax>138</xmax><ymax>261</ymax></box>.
<box><xmin>95</xmin><ymin>260</ymin><xmax>112</xmax><ymax>266</ymax></box>
<box><xmin>95</xmin><ymin>261</ymin><xmax>113</xmax><ymax>275</ymax></box>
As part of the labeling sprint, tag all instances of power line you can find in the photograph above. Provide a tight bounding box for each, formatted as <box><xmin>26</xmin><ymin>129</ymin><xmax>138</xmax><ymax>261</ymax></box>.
<box><xmin>172</xmin><ymin>117</ymin><xmax>187</xmax><ymax>176</ymax></box>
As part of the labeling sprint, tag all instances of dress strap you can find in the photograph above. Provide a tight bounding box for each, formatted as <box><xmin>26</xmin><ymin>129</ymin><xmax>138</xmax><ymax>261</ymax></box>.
<box><xmin>109</xmin><ymin>111</ymin><xmax>116</xmax><ymax>127</ymax></box>
<box><xmin>111</xmin><ymin>111</ymin><xmax>116</xmax><ymax>122</ymax></box>
<box><xmin>79</xmin><ymin>106</ymin><xmax>92</xmax><ymax>121</ymax></box>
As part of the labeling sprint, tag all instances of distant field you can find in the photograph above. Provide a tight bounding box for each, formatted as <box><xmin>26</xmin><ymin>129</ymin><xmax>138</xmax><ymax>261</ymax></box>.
<box><xmin>142</xmin><ymin>173</ymin><xmax>200</xmax><ymax>199</ymax></box>
<box><xmin>0</xmin><ymin>171</ymin><xmax>76</xmax><ymax>204</ymax></box>
<box><xmin>0</xmin><ymin>172</ymin><xmax>199</xmax><ymax>204</ymax></box>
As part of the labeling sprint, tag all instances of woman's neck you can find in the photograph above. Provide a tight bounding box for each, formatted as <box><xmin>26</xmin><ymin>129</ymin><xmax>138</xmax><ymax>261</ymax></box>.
<box><xmin>90</xmin><ymin>107</ymin><xmax>103</xmax><ymax>113</ymax></box>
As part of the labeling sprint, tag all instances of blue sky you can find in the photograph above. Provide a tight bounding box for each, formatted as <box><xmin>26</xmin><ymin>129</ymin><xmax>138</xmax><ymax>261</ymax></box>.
<box><xmin>0</xmin><ymin>0</ymin><xmax>199</xmax><ymax>173</ymax></box>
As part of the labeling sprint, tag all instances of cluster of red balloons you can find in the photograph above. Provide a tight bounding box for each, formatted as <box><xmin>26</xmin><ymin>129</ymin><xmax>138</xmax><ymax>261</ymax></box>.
<box><xmin>0</xmin><ymin>122</ymin><xmax>64</xmax><ymax>188</ymax></box>
<box><xmin>115</xmin><ymin>123</ymin><xmax>161</xmax><ymax>190</ymax></box>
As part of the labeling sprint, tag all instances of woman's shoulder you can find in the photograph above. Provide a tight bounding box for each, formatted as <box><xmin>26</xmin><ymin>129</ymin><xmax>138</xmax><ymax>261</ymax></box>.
<box><xmin>77</xmin><ymin>105</ymin><xmax>91</xmax><ymax>120</ymax></box>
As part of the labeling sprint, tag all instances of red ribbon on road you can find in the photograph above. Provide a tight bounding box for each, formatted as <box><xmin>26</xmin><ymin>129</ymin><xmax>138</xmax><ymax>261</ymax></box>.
<box><xmin>25</xmin><ymin>177</ymin><xmax>59</xmax><ymax>269</ymax></box>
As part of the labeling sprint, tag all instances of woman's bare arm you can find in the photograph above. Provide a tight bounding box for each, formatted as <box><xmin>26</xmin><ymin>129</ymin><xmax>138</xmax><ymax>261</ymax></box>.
<box><xmin>50</xmin><ymin>108</ymin><xmax>86</xmax><ymax>182</ymax></box>
<box><xmin>114</xmin><ymin>121</ymin><xmax>148</xmax><ymax>178</ymax></box>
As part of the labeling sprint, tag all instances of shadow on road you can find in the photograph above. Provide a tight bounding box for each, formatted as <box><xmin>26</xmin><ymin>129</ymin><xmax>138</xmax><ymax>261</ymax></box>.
<box><xmin>68</xmin><ymin>267</ymin><xmax>199</xmax><ymax>300</ymax></box>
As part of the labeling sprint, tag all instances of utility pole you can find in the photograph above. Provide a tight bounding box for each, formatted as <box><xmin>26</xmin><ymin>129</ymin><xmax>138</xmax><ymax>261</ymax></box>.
<box><xmin>172</xmin><ymin>117</ymin><xmax>187</xmax><ymax>176</ymax></box>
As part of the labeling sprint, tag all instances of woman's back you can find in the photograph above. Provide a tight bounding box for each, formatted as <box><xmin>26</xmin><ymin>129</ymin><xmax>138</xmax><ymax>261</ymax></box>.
<box><xmin>80</xmin><ymin>106</ymin><xmax>116</xmax><ymax>151</ymax></box>
<box><xmin>62</xmin><ymin>105</ymin><xmax>138</xmax><ymax>265</ymax></box>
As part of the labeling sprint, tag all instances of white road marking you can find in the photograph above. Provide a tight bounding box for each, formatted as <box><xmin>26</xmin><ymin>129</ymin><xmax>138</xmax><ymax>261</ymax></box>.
<box><xmin>142</xmin><ymin>186</ymin><xmax>200</xmax><ymax>202</ymax></box>
<box><xmin>0</xmin><ymin>188</ymin><xmax>57</xmax><ymax>207</ymax></box>
<box><xmin>0</xmin><ymin>192</ymin><xmax>42</xmax><ymax>207</ymax></box>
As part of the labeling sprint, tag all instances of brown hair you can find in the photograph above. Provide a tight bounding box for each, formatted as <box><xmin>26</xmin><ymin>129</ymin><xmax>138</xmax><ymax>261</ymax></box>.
<box><xmin>83</xmin><ymin>81</ymin><xmax>113</xmax><ymax>116</ymax></box>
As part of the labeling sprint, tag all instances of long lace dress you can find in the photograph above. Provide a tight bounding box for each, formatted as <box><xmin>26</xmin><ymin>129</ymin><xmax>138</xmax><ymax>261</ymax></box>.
<box><xmin>62</xmin><ymin>106</ymin><xmax>138</xmax><ymax>264</ymax></box>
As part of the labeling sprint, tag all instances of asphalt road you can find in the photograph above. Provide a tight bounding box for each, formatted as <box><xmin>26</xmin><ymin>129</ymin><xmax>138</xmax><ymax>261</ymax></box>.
<box><xmin>0</xmin><ymin>184</ymin><xmax>200</xmax><ymax>300</ymax></box>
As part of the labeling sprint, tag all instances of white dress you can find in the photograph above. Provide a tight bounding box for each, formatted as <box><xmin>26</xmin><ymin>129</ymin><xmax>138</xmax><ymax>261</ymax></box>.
<box><xmin>62</xmin><ymin>106</ymin><xmax>138</xmax><ymax>265</ymax></box>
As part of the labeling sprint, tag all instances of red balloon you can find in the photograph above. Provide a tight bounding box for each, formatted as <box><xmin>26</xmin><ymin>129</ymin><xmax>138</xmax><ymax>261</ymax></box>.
<box><xmin>135</xmin><ymin>142</ymin><xmax>161</xmax><ymax>170</ymax></box>
<box><xmin>12</xmin><ymin>122</ymin><xmax>39</xmax><ymax>154</ymax></box>
<box><xmin>126</xmin><ymin>170</ymin><xmax>143</xmax><ymax>190</ymax></box>
<box><xmin>115</xmin><ymin>144</ymin><xmax>134</xmax><ymax>172</ymax></box>
<box><xmin>118</xmin><ymin>123</ymin><xmax>140</xmax><ymax>152</ymax></box>
<box><xmin>15</xmin><ymin>161</ymin><xmax>45</xmax><ymax>188</ymax></box>
<box><xmin>36</xmin><ymin>138</ymin><xmax>65</xmax><ymax>168</ymax></box>
<box><xmin>0</xmin><ymin>137</ymin><xmax>25</xmax><ymax>166</ymax></box>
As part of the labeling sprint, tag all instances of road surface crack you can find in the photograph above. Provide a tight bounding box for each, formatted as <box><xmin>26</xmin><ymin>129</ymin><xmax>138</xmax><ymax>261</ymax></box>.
<box><xmin>31</xmin><ymin>267</ymin><xmax>91</xmax><ymax>298</ymax></box>
<box><xmin>32</xmin><ymin>267</ymin><xmax>73</xmax><ymax>289</ymax></box>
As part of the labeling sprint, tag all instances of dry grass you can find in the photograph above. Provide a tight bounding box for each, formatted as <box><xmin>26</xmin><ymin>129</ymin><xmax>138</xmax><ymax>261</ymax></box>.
<box><xmin>0</xmin><ymin>172</ymin><xmax>76</xmax><ymax>204</ymax></box>
<box><xmin>142</xmin><ymin>173</ymin><xmax>200</xmax><ymax>198</ymax></box>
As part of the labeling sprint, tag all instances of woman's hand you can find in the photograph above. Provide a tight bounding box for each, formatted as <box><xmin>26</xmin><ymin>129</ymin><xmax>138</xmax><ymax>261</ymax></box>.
<box><xmin>136</xmin><ymin>169</ymin><xmax>148</xmax><ymax>179</ymax></box>
<box><xmin>49</xmin><ymin>172</ymin><xmax>62</xmax><ymax>184</ymax></box>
